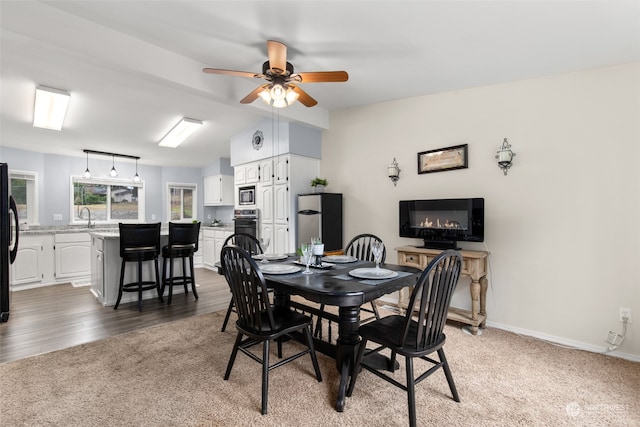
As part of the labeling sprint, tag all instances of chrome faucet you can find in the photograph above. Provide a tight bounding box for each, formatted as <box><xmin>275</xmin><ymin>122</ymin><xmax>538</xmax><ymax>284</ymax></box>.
<box><xmin>80</xmin><ymin>207</ymin><xmax>93</xmax><ymax>228</ymax></box>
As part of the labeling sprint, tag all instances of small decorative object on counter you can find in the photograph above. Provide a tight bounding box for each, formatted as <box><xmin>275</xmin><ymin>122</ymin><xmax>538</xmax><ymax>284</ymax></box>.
<box><xmin>310</xmin><ymin>177</ymin><xmax>328</xmax><ymax>193</ymax></box>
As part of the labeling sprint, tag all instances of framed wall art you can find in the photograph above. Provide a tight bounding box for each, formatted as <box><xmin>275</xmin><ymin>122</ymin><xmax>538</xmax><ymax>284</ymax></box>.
<box><xmin>417</xmin><ymin>144</ymin><xmax>468</xmax><ymax>174</ymax></box>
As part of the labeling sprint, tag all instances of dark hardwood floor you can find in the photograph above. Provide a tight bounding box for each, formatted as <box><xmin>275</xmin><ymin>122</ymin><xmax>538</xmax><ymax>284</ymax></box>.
<box><xmin>0</xmin><ymin>268</ymin><xmax>230</xmax><ymax>364</ymax></box>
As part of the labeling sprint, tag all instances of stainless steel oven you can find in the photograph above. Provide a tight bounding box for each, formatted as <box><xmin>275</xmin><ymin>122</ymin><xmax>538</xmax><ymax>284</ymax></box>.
<box><xmin>233</xmin><ymin>209</ymin><xmax>258</xmax><ymax>238</ymax></box>
<box><xmin>238</xmin><ymin>185</ymin><xmax>255</xmax><ymax>206</ymax></box>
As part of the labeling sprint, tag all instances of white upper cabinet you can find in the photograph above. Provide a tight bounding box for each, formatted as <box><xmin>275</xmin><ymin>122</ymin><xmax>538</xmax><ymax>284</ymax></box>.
<box><xmin>204</xmin><ymin>175</ymin><xmax>234</xmax><ymax>206</ymax></box>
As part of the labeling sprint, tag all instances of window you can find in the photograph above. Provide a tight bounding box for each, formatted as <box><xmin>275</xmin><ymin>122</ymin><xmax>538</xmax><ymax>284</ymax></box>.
<box><xmin>167</xmin><ymin>183</ymin><xmax>196</xmax><ymax>221</ymax></box>
<box><xmin>71</xmin><ymin>176</ymin><xmax>145</xmax><ymax>224</ymax></box>
<box><xmin>9</xmin><ymin>170</ymin><xmax>38</xmax><ymax>225</ymax></box>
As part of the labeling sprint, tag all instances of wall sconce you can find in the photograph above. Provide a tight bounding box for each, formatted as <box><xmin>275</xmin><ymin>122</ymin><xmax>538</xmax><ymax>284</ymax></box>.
<box><xmin>495</xmin><ymin>138</ymin><xmax>516</xmax><ymax>176</ymax></box>
<box><xmin>388</xmin><ymin>158</ymin><xmax>401</xmax><ymax>186</ymax></box>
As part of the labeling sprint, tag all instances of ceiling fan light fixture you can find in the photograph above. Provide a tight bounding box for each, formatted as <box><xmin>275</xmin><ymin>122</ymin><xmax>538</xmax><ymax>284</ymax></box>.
<box><xmin>159</xmin><ymin>117</ymin><xmax>203</xmax><ymax>148</ymax></box>
<box><xmin>260</xmin><ymin>84</ymin><xmax>299</xmax><ymax>108</ymax></box>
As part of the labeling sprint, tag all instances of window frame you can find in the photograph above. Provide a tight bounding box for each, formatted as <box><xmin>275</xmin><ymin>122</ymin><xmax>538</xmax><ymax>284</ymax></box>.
<box><xmin>70</xmin><ymin>176</ymin><xmax>145</xmax><ymax>225</ymax></box>
<box><xmin>9</xmin><ymin>170</ymin><xmax>39</xmax><ymax>226</ymax></box>
<box><xmin>167</xmin><ymin>182</ymin><xmax>197</xmax><ymax>222</ymax></box>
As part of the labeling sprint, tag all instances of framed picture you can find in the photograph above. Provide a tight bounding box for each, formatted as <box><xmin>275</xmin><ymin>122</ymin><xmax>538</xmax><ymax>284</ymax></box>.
<box><xmin>417</xmin><ymin>144</ymin><xmax>468</xmax><ymax>174</ymax></box>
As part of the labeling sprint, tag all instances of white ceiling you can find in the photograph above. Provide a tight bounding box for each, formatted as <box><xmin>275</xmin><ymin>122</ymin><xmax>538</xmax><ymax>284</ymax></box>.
<box><xmin>1</xmin><ymin>1</ymin><xmax>639</xmax><ymax>167</ymax></box>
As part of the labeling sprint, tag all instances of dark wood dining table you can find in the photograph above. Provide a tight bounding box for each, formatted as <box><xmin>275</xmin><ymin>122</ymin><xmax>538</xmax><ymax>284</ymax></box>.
<box><xmin>260</xmin><ymin>256</ymin><xmax>421</xmax><ymax>412</ymax></box>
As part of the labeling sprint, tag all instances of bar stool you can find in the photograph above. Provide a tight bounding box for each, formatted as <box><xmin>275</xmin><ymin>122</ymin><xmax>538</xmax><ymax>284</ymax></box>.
<box><xmin>115</xmin><ymin>223</ymin><xmax>163</xmax><ymax>311</ymax></box>
<box><xmin>161</xmin><ymin>222</ymin><xmax>201</xmax><ymax>305</ymax></box>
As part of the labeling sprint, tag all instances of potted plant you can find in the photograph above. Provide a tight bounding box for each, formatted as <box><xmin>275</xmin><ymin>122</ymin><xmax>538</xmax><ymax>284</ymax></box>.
<box><xmin>310</xmin><ymin>177</ymin><xmax>328</xmax><ymax>193</ymax></box>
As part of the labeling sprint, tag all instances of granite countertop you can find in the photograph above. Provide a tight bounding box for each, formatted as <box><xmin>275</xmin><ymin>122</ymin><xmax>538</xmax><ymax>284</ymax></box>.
<box><xmin>20</xmin><ymin>222</ymin><xmax>233</xmax><ymax>236</ymax></box>
<box><xmin>20</xmin><ymin>226</ymin><xmax>119</xmax><ymax>235</ymax></box>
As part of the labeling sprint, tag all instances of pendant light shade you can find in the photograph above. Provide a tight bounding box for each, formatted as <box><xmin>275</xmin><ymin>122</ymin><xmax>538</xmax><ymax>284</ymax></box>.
<box><xmin>83</xmin><ymin>151</ymin><xmax>92</xmax><ymax>178</ymax></box>
<box><xmin>133</xmin><ymin>158</ymin><xmax>141</xmax><ymax>183</ymax></box>
<box><xmin>109</xmin><ymin>155</ymin><xmax>118</xmax><ymax>177</ymax></box>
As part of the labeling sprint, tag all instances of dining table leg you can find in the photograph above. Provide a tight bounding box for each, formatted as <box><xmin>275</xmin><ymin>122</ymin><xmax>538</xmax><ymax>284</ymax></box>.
<box><xmin>335</xmin><ymin>305</ymin><xmax>360</xmax><ymax>412</ymax></box>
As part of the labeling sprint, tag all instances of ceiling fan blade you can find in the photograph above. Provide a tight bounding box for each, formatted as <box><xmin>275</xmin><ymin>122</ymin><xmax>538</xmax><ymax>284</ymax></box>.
<box><xmin>240</xmin><ymin>84</ymin><xmax>270</xmax><ymax>104</ymax></box>
<box><xmin>203</xmin><ymin>68</ymin><xmax>260</xmax><ymax>79</ymax></box>
<box><xmin>296</xmin><ymin>71</ymin><xmax>349</xmax><ymax>83</ymax></box>
<box><xmin>290</xmin><ymin>85</ymin><xmax>317</xmax><ymax>107</ymax></box>
<box><xmin>267</xmin><ymin>40</ymin><xmax>287</xmax><ymax>74</ymax></box>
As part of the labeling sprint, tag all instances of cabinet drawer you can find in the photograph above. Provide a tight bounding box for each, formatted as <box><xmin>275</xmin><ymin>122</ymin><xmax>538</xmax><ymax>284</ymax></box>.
<box><xmin>55</xmin><ymin>233</ymin><xmax>91</xmax><ymax>243</ymax></box>
<box><xmin>398</xmin><ymin>252</ymin><xmax>424</xmax><ymax>269</ymax></box>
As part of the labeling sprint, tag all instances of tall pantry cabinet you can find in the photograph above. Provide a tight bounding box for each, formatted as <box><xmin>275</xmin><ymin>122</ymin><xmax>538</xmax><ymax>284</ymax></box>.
<box><xmin>253</xmin><ymin>154</ymin><xmax>318</xmax><ymax>254</ymax></box>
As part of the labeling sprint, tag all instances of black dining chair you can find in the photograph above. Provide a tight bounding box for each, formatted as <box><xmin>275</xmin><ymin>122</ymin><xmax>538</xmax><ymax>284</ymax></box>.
<box><xmin>220</xmin><ymin>233</ymin><xmax>265</xmax><ymax>332</ymax></box>
<box><xmin>344</xmin><ymin>233</ymin><xmax>387</xmax><ymax>320</ymax></box>
<box><xmin>314</xmin><ymin>233</ymin><xmax>386</xmax><ymax>335</ymax></box>
<box><xmin>220</xmin><ymin>244</ymin><xmax>322</xmax><ymax>415</ymax></box>
<box><xmin>115</xmin><ymin>223</ymin><xmax>163</xmax><ymax>311</ymax></box>
<box><xmin>346</xmin><ymin>249</ymin><xmax>463</xmax><ymax>427</ymax></box>
<box><xmin>161</xmin><ymin>221</ymin><xmax>201</xmax><ymax>305</ymax></box>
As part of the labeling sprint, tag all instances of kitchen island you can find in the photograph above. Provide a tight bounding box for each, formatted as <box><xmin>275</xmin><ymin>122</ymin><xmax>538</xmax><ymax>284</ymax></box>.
<box><xmin>90</xmin><ymin>230</ymin><xmax>179</xmax><ymax>307</ymax></box>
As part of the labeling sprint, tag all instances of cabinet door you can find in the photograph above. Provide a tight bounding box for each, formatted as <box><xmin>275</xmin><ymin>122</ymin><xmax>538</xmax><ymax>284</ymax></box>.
<box><xmin>245</xmin><ymin>163</ymin><xmax>260</xmax><ymax>183</ymax></box>
<box><xmin>261</xmin><ymin>223</ymin><xmax>274</xmax><ymax>253</ymax></box>
<box><xmin>257</xmin><ymin>185</ymin><xmax>273</xmax><ymax>223</ymax></box>
<box><xmin>234</xmin><ymin>166</ymin><xmax>246</xmax><ymax>184</ymax></box>
<box><xmin>204</xmin><ymin>176</ymin><xmax>219</xmax><ymax>205</ymax></box>
<box><xmin>203</xmin><ymin>236</ymin><xmax>216</xmax><ymax>267</ymax></box>
<box><xmin>11</xmin><ymin>244</ymin><xmax>41</xmax><ymax>285</ymax></box>
<box><xmin>91</xmin><ymin>247</ymin><xmax>104</xmax><ymax>300</ymax></box>
<box><xmin>274</xmin><ymin>184</ymin><xmax>289</xmax><ymax>223</ymax></box>
<box><xmin>55</xmin><ymin>234</ymin><xmax>91</xmax><ymax>279</ymax></box>
<box><xmin>274</xmin><ymin>224</ymin><xmax>289</xmax><ymax>254</ymax></box>
<box><xmin>260</xmin><ymin>160</ymin><xmax>273</xmax><ymax>186</ymax></box>
<box><xmin>274</xmin><ymin>156</ymin><xmax>289</xmax><ymax>185</ymax></box>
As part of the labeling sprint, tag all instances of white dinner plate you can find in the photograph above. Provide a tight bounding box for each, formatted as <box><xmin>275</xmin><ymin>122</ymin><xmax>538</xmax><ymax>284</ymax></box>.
<box><xmin>349</xmin><ymin>268</ymin><xmax>398</xmax><ymax>280</ymax></box>
<box><xmin>259</xmin><ymin>264</ymin><xmax>301</xmax><ymax>275</ymax></box>
<box><xmin>253</xmin><ymin>254</ymin><xmax>288</xmax><ymax>261</ymax></box>
<box><xmin>321</xmin><ymin>255</ymin><xmax>358</xmax><ymax>264</ymax></box>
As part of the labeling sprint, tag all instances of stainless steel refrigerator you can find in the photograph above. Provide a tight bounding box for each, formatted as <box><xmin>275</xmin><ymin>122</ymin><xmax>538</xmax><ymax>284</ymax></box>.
<box><xmin>297</xmin><ymin>193</ymin><xmax>342</xmax><ymax>252</ymax></box>
<box><xmin>1</xmin><ymin>163</ymin><xmax>19</xmax><ymax>322</ymax></box>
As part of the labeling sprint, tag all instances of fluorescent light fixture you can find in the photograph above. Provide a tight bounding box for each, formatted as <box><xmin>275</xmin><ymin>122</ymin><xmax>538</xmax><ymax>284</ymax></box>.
<box><xmin>159</xmin><ymin>118</ymin><xmax>203</xmax><ymax>148</ymax></box>
<box><xmin>33</xmin><ymin>85</ymin><xmax>70</xmax><ymax>130</ymax></box>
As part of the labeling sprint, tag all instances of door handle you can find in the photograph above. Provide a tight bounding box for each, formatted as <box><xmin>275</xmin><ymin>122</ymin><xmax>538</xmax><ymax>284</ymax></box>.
<box><xmin>9</xmin><ymin>195</ymin><xmax>19</xmax><ymax>264</ymax></box>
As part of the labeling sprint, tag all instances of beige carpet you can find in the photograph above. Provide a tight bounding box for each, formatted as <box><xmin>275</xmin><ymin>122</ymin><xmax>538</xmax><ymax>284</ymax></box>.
<box><xmin>1</xmin><ymin>310</ymin><xmax>639</xmax><ymax>427</ymax></box>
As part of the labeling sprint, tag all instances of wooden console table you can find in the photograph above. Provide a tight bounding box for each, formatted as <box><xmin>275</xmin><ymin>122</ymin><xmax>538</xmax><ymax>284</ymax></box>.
<box><xmin>396</xmin><ymin>246</ymin><xmax>489</xmax><ymax>335</ymax></box>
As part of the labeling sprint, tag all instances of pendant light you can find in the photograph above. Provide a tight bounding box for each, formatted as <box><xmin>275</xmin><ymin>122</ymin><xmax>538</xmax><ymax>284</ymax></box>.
<box><xmin>109</xmin><ymin>154</ymin><xmax>118</xmax><ymax>177</ymax></box>
<box><xmin>83</xmin><ymin>151</ymin><xmax>92</xmax><ymax>178</ymax></box>
<box><xmin>133</xmin><ymin>158</ymin><xmax>141</xmax><ymax>183</ymax></box>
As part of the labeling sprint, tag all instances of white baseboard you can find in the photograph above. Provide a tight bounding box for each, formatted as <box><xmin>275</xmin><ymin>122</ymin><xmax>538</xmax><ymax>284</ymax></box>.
<box><xmin>486</xmin><ymin>320</ymin><xmax>640</xmax><ymax>363</ymax></box>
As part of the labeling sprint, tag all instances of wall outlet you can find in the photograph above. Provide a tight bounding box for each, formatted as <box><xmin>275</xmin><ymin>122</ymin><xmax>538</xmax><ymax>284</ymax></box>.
<box><xmin>151</xmin><ymin>214</ymin><xmax>156</xmax><ymax>220</ymax></box>
<box><xmin>619</xmin><ymin>307</ymin><xmax>632</xmax><ymax>323</ymax></box>
<box><xmin>53</xmin><ymin>214</ymin><xmax>63</xmax><ymax>221</ymax></box>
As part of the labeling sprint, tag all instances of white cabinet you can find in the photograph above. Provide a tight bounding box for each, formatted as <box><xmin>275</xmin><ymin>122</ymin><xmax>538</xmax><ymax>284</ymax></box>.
<box><xmin>90</xmin><ymin>236</ymin><xmax>104</xmax><ymax>300</ymax></box>
<box><xmin>55</xmin><ymin>233</ymin><xmax>91</xmax><ymax>280</ymax></box>
<box><xmin>204</xmin><ymin>175</ymin><xmax>234</xmax><ymax>206</ymax></box>
<box><xmin>259</xmin><ymin>159</ymin><xmax>274</xmax><ymax>186</ymax></box>
<box><xmin>234</xmin><ymin>162</ymin><xmax>260</xmax><ymax>185</ymax></box>
<box><xmin>11</xmin><ymin>234</ymin><xmax>55</xmax><ymax>287</ymax></box>
<box><xmin>203</xmin><ymin>229</ymin><xmax>216</xmax><ymax>268</ymax></box>
<box><xmin>203</xmin><ymin>228</ymin><xmax>232</xmax><ymax>269</ymax></box>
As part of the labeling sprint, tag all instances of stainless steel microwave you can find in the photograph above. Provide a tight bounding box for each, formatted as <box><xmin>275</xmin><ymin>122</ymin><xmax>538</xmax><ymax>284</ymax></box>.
<box><xmin>238</xmin><ymin>185</ymin><xmax>255</xmax><ymax>205</ymax></box>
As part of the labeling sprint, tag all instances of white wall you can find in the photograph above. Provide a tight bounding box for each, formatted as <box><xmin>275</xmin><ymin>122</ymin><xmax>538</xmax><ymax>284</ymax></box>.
<box><xmin>321</xmin><ymin>62</ymin><xmax>640</xmax><ymax>359</ymax></box>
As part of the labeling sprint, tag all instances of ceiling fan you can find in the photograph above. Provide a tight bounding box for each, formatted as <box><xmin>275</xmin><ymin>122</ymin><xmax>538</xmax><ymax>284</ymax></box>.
<box><xmin>203</xmin><ymin>40</ymin><xmax>348</xmax><ymax>108</ymax></box>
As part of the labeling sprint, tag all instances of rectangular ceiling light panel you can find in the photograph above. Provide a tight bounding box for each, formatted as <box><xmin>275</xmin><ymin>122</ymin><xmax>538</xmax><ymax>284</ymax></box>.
<box><xmin>33</xmin><ymin>86</ymin><xmax>70</xmax><ymax>131</ymax></box>
<box><xmin>158</xmin><ymin>118</ymin><xmax>203</xmax><ymax>148</ymax></box>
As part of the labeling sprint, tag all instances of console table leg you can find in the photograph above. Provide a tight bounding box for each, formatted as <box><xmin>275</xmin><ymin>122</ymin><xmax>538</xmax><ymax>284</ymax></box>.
<box><xmin>470</xmin><ymin>279</ymin><xmax>480</xmax><ymax>322</ymax></box>
<box><xmin>479</xmin><ymin>276</ymin><xmax>488</xmax><ymax>328</ymax></box>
